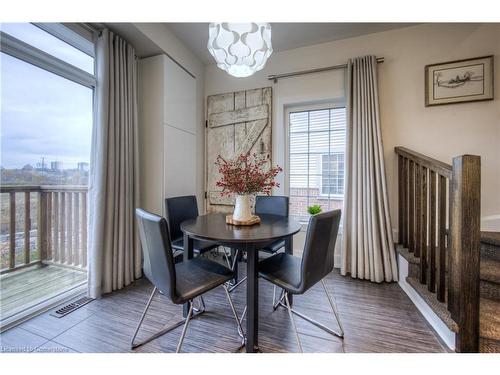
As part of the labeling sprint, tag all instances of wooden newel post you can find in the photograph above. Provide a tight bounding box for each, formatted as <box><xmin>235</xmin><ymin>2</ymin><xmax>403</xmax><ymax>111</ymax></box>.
<box><xmin>450</xmin><ymin>154</ymin><xmax>481</xmax><ymax>352</ymax></box>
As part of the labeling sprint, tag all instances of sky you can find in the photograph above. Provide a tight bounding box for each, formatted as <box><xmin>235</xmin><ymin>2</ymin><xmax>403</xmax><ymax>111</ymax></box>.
<box><xmin>0</xmin><ymin>23</ymin><xmax>93</xmax><ymax>169</ymax></box>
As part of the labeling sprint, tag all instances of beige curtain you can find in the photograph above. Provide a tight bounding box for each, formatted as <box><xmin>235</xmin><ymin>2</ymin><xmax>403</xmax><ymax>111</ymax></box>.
<box><xmin>88</xmin><ymin>29</ymin><xmax>141</xmax><ymax>298</ymax></box>
<box><xmin>341</xmin><ymin>55</ymin><xmax>398</xmax><ymax>282</ymax></box>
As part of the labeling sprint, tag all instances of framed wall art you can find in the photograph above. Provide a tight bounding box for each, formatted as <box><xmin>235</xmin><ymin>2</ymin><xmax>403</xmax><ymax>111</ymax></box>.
<box><xmin>425</xmin><ymin>55</ymin><xmax>494</xmax><ymax>106</ymax></box>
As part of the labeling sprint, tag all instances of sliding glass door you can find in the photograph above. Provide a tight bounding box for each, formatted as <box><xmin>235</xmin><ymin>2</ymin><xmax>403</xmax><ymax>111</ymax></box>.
<box><xmin>0</xmin><ymin>23</ymin><xmax>95</xmax><ymax>328</ymax></box>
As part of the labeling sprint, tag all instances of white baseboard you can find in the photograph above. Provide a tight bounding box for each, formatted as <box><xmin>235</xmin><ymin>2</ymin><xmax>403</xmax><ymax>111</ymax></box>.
<box><xmin>397</xmin><ymin>254</ymin><xmax>455</xmax><ymax>351</ymax></box>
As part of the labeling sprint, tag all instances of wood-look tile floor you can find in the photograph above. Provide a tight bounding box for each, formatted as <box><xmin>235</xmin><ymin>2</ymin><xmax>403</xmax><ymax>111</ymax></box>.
<box><xmin>0</xmin><ymin>269</ymin><xmax>448</xmax><ymax>353</ymax></box>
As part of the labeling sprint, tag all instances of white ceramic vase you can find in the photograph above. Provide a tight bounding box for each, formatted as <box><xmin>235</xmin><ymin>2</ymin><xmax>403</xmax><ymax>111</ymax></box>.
<box><xmin>233</xmin><ymin>194</ymin><xmax>253</xmax><ymax>221</ymax></box>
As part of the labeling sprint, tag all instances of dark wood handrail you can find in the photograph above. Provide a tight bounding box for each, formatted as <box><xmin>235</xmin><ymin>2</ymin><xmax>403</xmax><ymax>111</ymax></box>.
<box><xmin>395</xmin><ymin>146</ymin><xmax>452</xmax><ymax>179</ymax></box>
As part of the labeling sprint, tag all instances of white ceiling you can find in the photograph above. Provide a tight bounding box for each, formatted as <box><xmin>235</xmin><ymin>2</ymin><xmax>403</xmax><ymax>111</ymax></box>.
<box><xmin>167</xmin><ymin>23</ymin><xmax>416</xmax><ymax>64</ymax></box>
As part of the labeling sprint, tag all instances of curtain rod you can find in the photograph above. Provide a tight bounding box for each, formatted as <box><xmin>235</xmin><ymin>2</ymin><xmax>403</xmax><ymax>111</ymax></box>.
<box><xmin>268</xmin><ymin>57</ymin><xmax>384</xmax><ymax>83</ymax></box>
<box><xmin>77</xmin><ymin>23</ymin><xmax>104</xmax><ymax>36</ymax></box>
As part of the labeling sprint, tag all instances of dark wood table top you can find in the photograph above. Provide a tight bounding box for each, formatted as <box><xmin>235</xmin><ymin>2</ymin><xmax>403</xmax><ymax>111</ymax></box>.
<box><xmin>181</xmin><ymin>213</ymin><xmax>301</xmax><ymax>244</ymax></box>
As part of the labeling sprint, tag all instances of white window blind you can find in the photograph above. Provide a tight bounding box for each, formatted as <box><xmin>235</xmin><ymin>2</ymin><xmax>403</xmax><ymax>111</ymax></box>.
<box><xmin>288</xmin><ymin>107</ymin><xmax>346</xmax><ymax>222</ymax></box>
<box><xmin>321</xmin><ymin>153</ymin><xmax>344</xmax><ymax>195</ymax></box>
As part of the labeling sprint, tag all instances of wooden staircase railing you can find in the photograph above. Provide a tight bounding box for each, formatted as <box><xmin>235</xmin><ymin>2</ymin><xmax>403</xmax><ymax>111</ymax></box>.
<box><xmin>395</xmin><ymin>147</ymin><xmax>481</xmax><ymax>352</ymax></box>
<box><xmin>0</xmin><ymin>185</ymin><xmax>88</xmax><ymax>274</ymax></box>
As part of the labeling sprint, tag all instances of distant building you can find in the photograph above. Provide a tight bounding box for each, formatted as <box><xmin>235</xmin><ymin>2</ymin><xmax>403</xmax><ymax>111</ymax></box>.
<box><xmin>22</xmin><ymin>164</ymin><xmax>34</xmax><ymax>171</ymax></box>
<box><xmin>36</xmin><ymin>158</ymin><xmax>47</xmax><ymax>171</ymax></box>
<box><xmin>77</xmin><ymin>162</ymin><xmax>89</xmax><ymax>172</ymax></box>
<box><xmin>51</xmin><ymin>161</ymin><xmax>63</xmax><ymax>171</ymax></box>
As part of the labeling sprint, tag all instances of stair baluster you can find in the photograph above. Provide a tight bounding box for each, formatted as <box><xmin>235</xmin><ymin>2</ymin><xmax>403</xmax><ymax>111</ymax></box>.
<box><xmin>395</xmin><ymin>147</ymin><xmax>481</xmax><ymax>352</ymax></box>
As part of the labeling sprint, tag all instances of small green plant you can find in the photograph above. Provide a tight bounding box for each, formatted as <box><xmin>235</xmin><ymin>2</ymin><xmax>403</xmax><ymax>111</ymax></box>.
<box><xmin>307</xmin><ymin>204</ymin><xmax>322</xmax><ymax>215</ymax></box>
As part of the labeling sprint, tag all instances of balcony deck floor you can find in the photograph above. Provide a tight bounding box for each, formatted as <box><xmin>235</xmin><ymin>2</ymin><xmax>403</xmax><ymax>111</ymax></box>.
<box><xmin>0</xmin><ymin>264</ymin><xmax>87</xmax><ymax>321</ymax></box>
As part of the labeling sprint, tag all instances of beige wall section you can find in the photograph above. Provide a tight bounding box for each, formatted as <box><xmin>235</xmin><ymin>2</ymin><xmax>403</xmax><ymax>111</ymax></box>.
<box><xmin>205</xmin><ymin>23</ymin><xmax>500</xmax><ymax>235</ymax></box>
<box><xmin>134</xmin><ymin>23</ymin><xmax>207</xmax><ymax>212</ymax></box>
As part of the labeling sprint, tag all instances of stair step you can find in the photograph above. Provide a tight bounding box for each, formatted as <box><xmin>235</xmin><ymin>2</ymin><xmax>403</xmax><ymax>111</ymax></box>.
<box><xmin>397</xmin><ymin>234</ymin><xmax>500</xmax><ymax>352</ymax></box>
<box><xmin>405</xmin><ymin>277</ymin><xmax>500</xmax><ymax>352</ymax></box>
<box><xmin>396</xmin><ymin>245</ymin><xmax>419</xmax><ymax>265</ymax></box>
<box><xmin>406</xmin><ymin>276</ymin><xmax>458</xmax><ymax>332</ymax></box>
<box><xmin>481</xmin><ymin>231</ymin><xmax>500</xmax><ymax>262</ymax></box>
<box><xmin>481</xmin><ymin>279</ymin><xmax>500</xmax><ymax>301</ymax></box>
<box><xmin>480</xmin><ymin>298</ymin><xmax>500</xmax><ymax>342</ymax></box>
<box><xmin>398</xmin><ymin>245</ymin><xmax>498</xmax><ymax>284</ymax></box>
<box><xmin>481</xmin><ymin>231</ymin><xmax>500</xmax><ymax>248</ymax></box>
<box><xmin>481</xmin><ymin>258</ymin><xmax>500</xmax><ymax>285</ymax></box>
<box><xmin>480</xmin><ymin>337</ymin><xmax>500</xmax><ymax>353</ymax></box>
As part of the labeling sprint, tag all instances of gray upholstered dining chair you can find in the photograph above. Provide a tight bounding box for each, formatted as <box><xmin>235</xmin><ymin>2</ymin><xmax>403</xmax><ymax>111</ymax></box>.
<box><xmin>258</xmin><ymin>209</ymin><xmax>344</xmax><ymax>352</ymax></box>
<box><xmin>166</xmin><ymin>195</ymin><xmax>242</xmax><ymax>289</ymax></box>
<box><xmin>132</xmin><ymin>208</ymin><xmax>244</xmax><ymax>352</ymax></box>
<box><xmin>255</xmin><ymin>195</ymin><xmax>289</xmax><ymax>254</ymax></box>
<box><xmin>165</xmin><ymin>195</ymin><xmax>218</xmax><ymax>259</ymax></box>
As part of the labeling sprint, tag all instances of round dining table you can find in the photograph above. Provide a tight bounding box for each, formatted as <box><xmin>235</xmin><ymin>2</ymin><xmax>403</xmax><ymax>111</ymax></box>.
<box><xmin>181</xmin><ymin>212</ymin><xmax>301</xmax><ymax>353</ymax></box>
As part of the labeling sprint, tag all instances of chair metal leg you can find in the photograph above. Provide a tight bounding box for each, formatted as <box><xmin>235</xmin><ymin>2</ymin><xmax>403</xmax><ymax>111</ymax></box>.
<box><xmin>222</xmin><ymin>247</ymin><xmax>232</xmax><ymax>269</ymax></box>
<box><xmin>223</xmin><ymin>284</ymin><xmax>246</xmax><ymax>344</ymax></box>
<box><xmin>130</xmin><ymin>291</ymin><xmax>204</xmax><ymax>350</ymax></box>
<box><xmin>321</xmin><ymin>279</ymin><xmax>344</xmax><ymax>336</ymax></box>
<box><xmin>225</xmin><ymin>249</ymin><xmax>247</xmax><ymax>293</ymax></box>
<box><xmin>192</xmin><ymin>295</ymin><xmax>206</xmax><ymax>313</ymax></box>
<box><xmin>226</xmin><ymin>282</ymin><xmax>248</xmax><ymax>346</ymax></box>
<box><xmin>284</xmin><ymin>292</ymin><xmax>303</xmax><ymax>353</ymax></box>
<box><xmin>230</xmin><ymin>249</ymin><xmax>240</xmax><ymax>270</ymax></box>
<box><xmin>130</xmin><ymin>286</ymin><xmax>157</xmax><ymax>349</ymax></box>
<box><xmin>222</xmin><ymin>248</ymin><xmax>246</xmax><ymax>291</ymax></box>
<box><xmin>230</xmin><ymin>303</ymin><xmax>247</xmax><ymax>340</ymax></box>
<box><xmin>176</xmin><ymin>301</ymin><xmax>193</xmax><ymax>353</ymax></box>
<box><xmin>227</xmin><ymin>276</ymin><xmax>247</xmax><ymax>293</ymax></box>
<box><xmin>239</xmin><ymin>305</ymin><xmax>247</xmax><ymax>327</ymax></box>
<box><xmin>131</xmin><ymin>283</ymin><xmax>247</xmax><ymax>351</ymax></box>
<box><xmin>272</xmin><ymin>286</ymin><xmax>285</xmax><ymax>311</ymax></box>
<box><xmin>173</xmin><ymin>248</ymin><xmax>184</xmax><ymax>260</ymax></box>
<box><xmin>281</xmin><ymin>304</ymin><xmax>343</xmax><ymax>338</ymax></box>
<box><xmin>275</xmin><ymin>282</ymin><xmax>344</xmax><ymax>339</ymax></box>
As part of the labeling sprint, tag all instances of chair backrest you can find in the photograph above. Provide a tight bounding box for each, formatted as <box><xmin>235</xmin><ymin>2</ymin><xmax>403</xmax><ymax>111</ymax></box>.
<box><xmin>255</xmin><ymin>195</ymin><xmax>289</xmax><ymax>217</ymax></box>
<box><xmin>135</xmin><ymin>208</ymin><xmax>177</xmax><ymax>301</ymax></box>
<box><xmin>299</xmin><ymin>209</ymin><xmax>341</xmax><ymax>293</ymax></box>
<box><xmin>165</xmin><ymin>195</ymin><xmax>199</xmax><ymax>241</ymax></box>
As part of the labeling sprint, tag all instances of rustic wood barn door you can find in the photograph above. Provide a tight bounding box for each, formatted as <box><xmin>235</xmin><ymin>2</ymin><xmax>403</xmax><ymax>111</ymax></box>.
<box><xmin>206</xmin><ymin>87</ymin><xmax>272</xmax><ymax>213</ymax></box>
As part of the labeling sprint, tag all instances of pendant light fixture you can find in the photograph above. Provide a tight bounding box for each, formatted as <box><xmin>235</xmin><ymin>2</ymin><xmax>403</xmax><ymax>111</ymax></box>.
<box><xmin>207</xmin><ymin>23</ymin><xmax>272</xmax><ymax>78</ymax></box>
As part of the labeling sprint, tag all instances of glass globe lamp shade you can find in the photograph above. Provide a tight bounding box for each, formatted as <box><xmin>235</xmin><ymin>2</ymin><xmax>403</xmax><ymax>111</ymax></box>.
<box><xmin>207</xmin><ymin>23</ymin><xmax>273</xmax><ymax>78</ymax></box>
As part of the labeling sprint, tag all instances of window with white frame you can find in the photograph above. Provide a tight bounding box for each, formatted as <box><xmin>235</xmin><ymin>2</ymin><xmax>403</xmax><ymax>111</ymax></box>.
<box><xmin>288</xmin><ymin>106</ymin><xmax>346</xmax><ymax>223</ymax></box>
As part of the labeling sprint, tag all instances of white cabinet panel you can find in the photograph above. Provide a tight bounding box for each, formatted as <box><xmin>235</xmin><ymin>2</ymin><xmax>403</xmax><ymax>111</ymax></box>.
<box><xmin>163</xmin><ymin>57</ymin><xmax>196</xmax><ymax>134</ymax></box>
<box><xmin>139</xmin><ymin>54</ymin><xmax>197</xmax><ymax>216</ymax></box>
<box><xmin>163</xmin><ymin>125</ymin><xmax>196</xmax><ymax>199</ymax></box>
<box><xmin>138</xmin><ymin>55</ymin><xmax>165</xmax><ymax>215</ymax></box>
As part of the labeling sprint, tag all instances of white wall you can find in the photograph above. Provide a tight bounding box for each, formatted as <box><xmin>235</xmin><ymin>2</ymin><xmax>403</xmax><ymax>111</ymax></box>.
<box><xmin>134</xmin><ymin>23</ymin><xmax>207</xmax><ymax>211</ymax></box>
<box><xmin>205</xmin><ymin>23</ymin><xmax>500</xmax><ymax>233</ymax></box>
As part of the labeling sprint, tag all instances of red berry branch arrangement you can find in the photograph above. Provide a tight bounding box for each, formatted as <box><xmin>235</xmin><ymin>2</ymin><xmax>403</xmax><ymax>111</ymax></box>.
<box><xmin>215</xmin><ymin>153</ymin><xmax>282</xmax><ymax>196</ymax></box>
